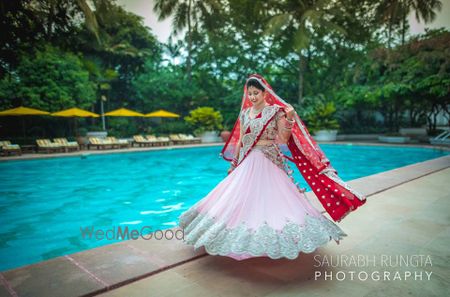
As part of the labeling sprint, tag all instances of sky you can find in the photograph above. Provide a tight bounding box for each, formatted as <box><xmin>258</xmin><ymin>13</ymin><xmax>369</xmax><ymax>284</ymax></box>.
<box><xmin>116</xmin><ymin>0</ymin><xmax>450</xmax><ymax>44</ymax></box>
<box><xmin>117</xmin><ymin>0</ymin><xmax>174</xmax><ymax>43</ymax></box>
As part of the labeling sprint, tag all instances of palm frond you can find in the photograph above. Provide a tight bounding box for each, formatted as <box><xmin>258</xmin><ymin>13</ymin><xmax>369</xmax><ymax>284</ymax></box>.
<box><xmin>75</xmin><ymin>0</ymin><xmax>101</xmax><ymax>44</ymax></box>
<box><xmin>264</xmin><ymin>13</ymin><xmax>291</xmax><ymax>36</ymax></box>
<box><xmin>172</xmin><ymin>3</ymin><xmax>188</xmax><ymax>35</ymax></box>
<box><xmin>292</xmin><ymin>24</ymin><xmax>310</xmax><ymax>51</ymax></box>
<box><xmin>153</xmin><ymin>0</ymin><xmax>179</xmax><ymax>21</ymax></box>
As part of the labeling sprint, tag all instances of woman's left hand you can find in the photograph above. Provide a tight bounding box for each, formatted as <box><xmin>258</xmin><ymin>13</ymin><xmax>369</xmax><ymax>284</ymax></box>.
<box><xmin>284</xmin><ymin>104</ymin><xmax>295</xmax><ymax>120</ymax></box>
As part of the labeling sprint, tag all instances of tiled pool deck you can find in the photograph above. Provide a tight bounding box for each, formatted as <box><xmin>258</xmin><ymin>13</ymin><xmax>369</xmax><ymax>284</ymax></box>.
<box><xmin>0</xmin><ymin>142</ymin><xmax>449</xmax><ymax>297</ymax></box>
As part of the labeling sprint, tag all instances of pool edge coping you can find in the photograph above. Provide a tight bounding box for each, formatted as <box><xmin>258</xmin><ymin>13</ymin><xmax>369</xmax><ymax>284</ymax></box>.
<box><xmin>1</xmin><ymin>141</ymin><xmax>449</xmax><ymax>163</ymax></box>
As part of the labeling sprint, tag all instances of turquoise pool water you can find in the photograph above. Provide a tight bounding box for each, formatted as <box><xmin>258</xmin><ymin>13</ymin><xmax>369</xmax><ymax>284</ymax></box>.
<box><xmin>0</xmin><ymin>144</ymin><xmax>448</xmax><ymax>271</ymax></box>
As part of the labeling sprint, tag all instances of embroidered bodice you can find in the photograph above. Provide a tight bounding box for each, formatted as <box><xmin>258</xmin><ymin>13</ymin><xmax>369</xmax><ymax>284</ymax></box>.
<box><xmin>237</xmin><ymin>105</ymin><xmax>287</xmax><ymax>171</ymax></box>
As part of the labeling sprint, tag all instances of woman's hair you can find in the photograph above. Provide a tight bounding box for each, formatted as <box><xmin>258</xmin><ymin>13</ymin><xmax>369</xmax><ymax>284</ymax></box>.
<box><xmin>246</xmin><ymin>78</ymin><xmax>265</xmax><ymax>92</ymax></box>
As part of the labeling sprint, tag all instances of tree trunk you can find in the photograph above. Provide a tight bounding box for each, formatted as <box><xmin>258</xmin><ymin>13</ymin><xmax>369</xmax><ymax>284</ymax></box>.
<box><xmin>387</xmin><ymin>11</ymin><xmax>393</xmax><ymax>49</ymax></box>
<box><xmin>297</xmin><ymin>53</ymin><xmax>306</xmax><ymax>106</ymax></box>
<box><xmin>401</xmin><ymin>8</ymin><xmax>407</xmax><ymax>45</ymax></box>
<box><xmin>432</xmin><ymin>106</ymin><xmax>438</xmax><ymax>131</ymax></box>
<box><xmin>186</xmin><ymin>0</ymin><xmax>192</xmax><ymax>83</ymax></box>
<box><xmin>426</xmin><ymin>108</ymin><xmax>432</xmax><ymax>132</ymax></box>
<box><xmin>409</xmin><ymin>108</ymin><xmax>414</xmax><ymax>126</ymax></box>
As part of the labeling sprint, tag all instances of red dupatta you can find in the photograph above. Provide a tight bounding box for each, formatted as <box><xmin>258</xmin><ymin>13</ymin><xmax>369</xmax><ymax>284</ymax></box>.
<box><xmin>220</xmin><ymin>73</ymin><xmax>367</xmax><ymax>222</ymax></box>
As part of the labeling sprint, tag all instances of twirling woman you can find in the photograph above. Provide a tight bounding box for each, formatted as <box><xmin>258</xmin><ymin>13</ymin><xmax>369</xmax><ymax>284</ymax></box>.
<box><xmin>178</xmin><ymin>73</ymin><xmax>367</xmax><ymax>260</ymax></box>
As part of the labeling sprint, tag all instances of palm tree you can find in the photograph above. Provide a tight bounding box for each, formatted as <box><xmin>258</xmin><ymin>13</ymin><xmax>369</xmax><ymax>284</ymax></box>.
<box><xmin>263</xmin><ymin>0</ymin><xmax>345</xmax><ymax>106</ymax></box>
<box><xmin>163</xmin><ymin>36</ymin><xmax>184</xmax><ymax>66</ymax></box>
<box><xmin>376</xmin><ymin>0</ymin><xmax>442</xmax><ymax>47</ymax></box>
<box><xmin>153</xmin><ymin>0</ymin><xmax>219</xmax><ymax>83</ymax></box>
<box><xmin>75</xmin><ymin>0</ymin><xmax>102</xmax><ymax>44</ymax></box>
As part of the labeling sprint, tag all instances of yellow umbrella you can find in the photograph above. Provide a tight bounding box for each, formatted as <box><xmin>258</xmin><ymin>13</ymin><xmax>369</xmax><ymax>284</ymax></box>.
<box><xmin>104</xmin><ymin>108</ymin><xmax>144</xmax><ymax>117</ymax></box>
<box><xmin>0</xmin><ymin>106</ymin><xmax>50</xmax><ymax>115</ymax></box>
<box><xmin>145</xmin><ymin>109</ymin><xmax>180</xmax><ymax>118</ymax></box>
<box><xmin>0</xmin><ymin>106</ymin><xmax>50</xmax><ymax>137</ymax></box>
<box><xmin>51</xmin><ymin>107</ymin><xmax>99</xmax><ymax>136</ymax></box>
<box><xmin>51</xmin><ymin>107</ymin><xmax>99</xmax><ymax>117</ymax></box>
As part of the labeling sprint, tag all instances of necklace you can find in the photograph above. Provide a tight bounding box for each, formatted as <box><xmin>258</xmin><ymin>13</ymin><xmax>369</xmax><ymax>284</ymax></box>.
<box><xmin>250</xmin><ymin>104</ymin><xmax>266</xmax><ymax>117</ymax></box>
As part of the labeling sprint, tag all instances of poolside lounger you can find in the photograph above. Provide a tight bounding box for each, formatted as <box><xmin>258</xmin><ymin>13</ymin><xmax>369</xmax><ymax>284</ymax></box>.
<box><xmin>88</xmin><ymin>137</ymin><xmax>114</xmax><ymax>150</ymax></box>
<box><xmin>176</xmin><ymin>134</ymin><xmax>192</xmax><ymax>145</ymax></box>
<box><xmin>145</xmin><ymin>135</ymin><xmax>170</xmax><ymax>146</ymax></box>
<box><xmin>53</xmin><ymin>138</ymin><xmax>80</xmax><ymax>152</ymax></box>
<box><xmin>157</xmin><ymin>136</ymin><xmax>170</xmax><ymax>146</ymax></box>
<box><xmin>158</xmin><ymin>136</ymin><xmax>171</xmax><ymax>146</ymax></box>
<box><xmin>179</xmin><ymin>133</ymin><xmax>201</xmax><ymax>144</ymax></box>
<box><xmin>107</xmin><ymin>137</ymin><xmax>129</xmax><ymax>148</ymax></box>
<box><xmin>145</xmin><ymin>134</ymin><xmax>159</xmax><ymax>144</ymax></box>
<box><xmin>132</xmin><ymin>135</ymin><xmax>153</xmax><ymax>147</ymax></box>
<box><xmin>36</xmin><ymin>139</ymin><xmax>64</xmax><ymax>153</ymax></box>
<box><xmin>169</xmin><ymin>134</ymin><xmax>185</xmax><ymax>145</ymax></box>
<box><xmin>176</xmin><ymin>134</ymin><xmax>188</xmax><ymax>144</ymax></box>
<box><xmin>144</xmin><ymin>134</ymin><xmax>159</xmax><ymax>146</ymax></box>
<box><xmin>0</xmin><ymin>140</ymin><xmax>22</xmax><ymax>156</ymax></box>
<box><xmin>188</xmin><ymin>134</ymin><xmax>201</xmax><ymax>144</ymax></box>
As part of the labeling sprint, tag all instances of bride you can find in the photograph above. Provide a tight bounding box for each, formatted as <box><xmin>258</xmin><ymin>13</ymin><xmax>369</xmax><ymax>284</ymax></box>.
<box><xmin>178</xmin><ymin>73</ymin><xmax>367</xmax><ymax>260</ymax></box>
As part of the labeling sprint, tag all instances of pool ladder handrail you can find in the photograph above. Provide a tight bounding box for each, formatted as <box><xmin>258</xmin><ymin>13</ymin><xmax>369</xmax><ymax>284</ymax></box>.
<box><xmin>429</xmin><ymin>127</ymin><xmax>450</xmax><ymax>145</ymax></box>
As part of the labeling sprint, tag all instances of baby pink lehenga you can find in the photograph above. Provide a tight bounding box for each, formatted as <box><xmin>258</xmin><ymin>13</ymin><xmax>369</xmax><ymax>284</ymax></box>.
<box><xmin>178</xmin><ymin>105</ymin><xmax>347</xmax><ymax>260</ymax></box>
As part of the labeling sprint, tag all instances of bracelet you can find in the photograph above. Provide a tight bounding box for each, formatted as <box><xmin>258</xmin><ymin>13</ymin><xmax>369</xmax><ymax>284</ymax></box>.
<box><xmin>284</xmin><ymin>121</ymin><xmax>294</xmax><ymax>129</ymax></box>
<box><xmin>285</xmin><ymin>120</ymin><xmax>294</xmax><ymax>126</ymax></box>
<box><xmin>285</xmin><ymin>117</ymin><xmax>295</xmax><ymax>123</ymax></box>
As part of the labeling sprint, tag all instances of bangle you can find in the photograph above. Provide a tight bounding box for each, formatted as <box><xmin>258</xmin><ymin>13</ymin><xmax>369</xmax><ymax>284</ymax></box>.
<box><xmin>284</xmin><ymin>121</ymin><xmax>294</xmax><ymax>129</ymax></box>
<box><xmin>285</xmin><ymin>117</ymin><xmax>294</xmax><ymax>123</ymax></box>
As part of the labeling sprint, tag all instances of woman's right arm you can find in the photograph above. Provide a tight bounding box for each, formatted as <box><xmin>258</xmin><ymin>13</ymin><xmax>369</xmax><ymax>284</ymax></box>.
<box><xmin>235</xmin><ymin>121</ymin><xmax>243</xmax><ymax>158</ymax></box>
<box><xmin>228</xmin><ymin>118</ymin><xmax>243</xmax><ymax>174</ymax></box>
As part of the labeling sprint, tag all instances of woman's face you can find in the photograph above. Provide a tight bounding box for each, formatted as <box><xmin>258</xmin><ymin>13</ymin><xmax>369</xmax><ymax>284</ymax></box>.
<box><xmin>247</xmin><ymin>85</ymin><xmax>266</xmax><ymax>106</ymax></box>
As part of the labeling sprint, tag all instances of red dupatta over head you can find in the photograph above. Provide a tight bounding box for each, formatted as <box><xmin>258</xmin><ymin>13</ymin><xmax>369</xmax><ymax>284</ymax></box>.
<box><xmin>220</xmin><ymin>73</ymin><xmax>367</xmax><ymax>222</ymax></box>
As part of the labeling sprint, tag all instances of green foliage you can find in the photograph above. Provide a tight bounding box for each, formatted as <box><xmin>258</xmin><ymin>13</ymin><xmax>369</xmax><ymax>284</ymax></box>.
<box><xmin>150</xmin><ymin>120</ymin><xmax>192</xmax><ymax>135</ymax></box>
<box><xmin>106</xmin><ymin>117</ymin><xmax>139</xmax><ymax>138</ymax></box>
<box><xmin>185</xmin><ymin>107</ymin><xmax>224</xmax><ymax>135</ymax></box>
<box><xmin>304</xmin><ymin>96</ymin><xmax>340</xmax><ymax>134</ymax></box>
<box><xmin>0</xmin><ymin>0</ymin><xmax>447</xmax><ymax>140</ymax></box>
<box><xmin>132</xmin><ymin>65</ymin><xmax>206</xmax><ymax>114</ymax></box>
<box><xmin>344</xmin><ymin>29</ymin><xmax>450</xmax><ymax>131</ymax></box>
<box><xmin>0</xmin><ymin>45</ymin><xmax>97</xmax><ymax>111</ymax></box>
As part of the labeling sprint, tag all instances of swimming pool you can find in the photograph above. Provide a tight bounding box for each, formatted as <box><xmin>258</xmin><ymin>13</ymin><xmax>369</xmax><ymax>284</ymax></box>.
<box><xmin>0</xmin><ymin>144</ymin><xmax>448</xmax><ymax>271</ymax></box>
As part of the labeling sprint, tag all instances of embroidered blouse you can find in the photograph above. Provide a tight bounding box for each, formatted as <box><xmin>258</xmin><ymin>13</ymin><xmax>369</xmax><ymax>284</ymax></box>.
<box><xmin>237</xmin><ymin>104</ymin><xmax>291</xmax><ymax>172</ymax></box>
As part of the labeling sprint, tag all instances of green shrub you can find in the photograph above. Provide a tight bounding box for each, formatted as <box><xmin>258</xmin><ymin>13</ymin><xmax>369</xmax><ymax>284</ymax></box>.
<box><xmin>106</xmin><ymin>118</ymin><xmax>139</xmax><ymax>137</ymax></box>
<box><xmin>150</xmin><ymin>120</ymin><xmax>191</xmax><ymax>135</ymax></box>
<box><xmin>304</xmin><ymin>101</ymin><xmax>340</xmax><ymax>134</ymax></box>
<box><xmin>185</xmin><ymin>107</ymin><xmax>223</xmax><ymax>135</ymax></box>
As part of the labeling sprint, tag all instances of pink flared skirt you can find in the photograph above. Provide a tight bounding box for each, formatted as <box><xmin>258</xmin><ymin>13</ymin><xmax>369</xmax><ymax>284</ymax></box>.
<box><xmin>178</xmin><ymin>148</ymin><xmax>347</xmax><ymax>260</ymax></box>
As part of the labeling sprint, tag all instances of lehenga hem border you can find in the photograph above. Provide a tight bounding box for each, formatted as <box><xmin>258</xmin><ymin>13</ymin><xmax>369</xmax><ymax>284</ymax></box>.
<box><xmin>178</xmin><ymin>207</ymin><xmax>347</xmax><ymax>260</ymax></box>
